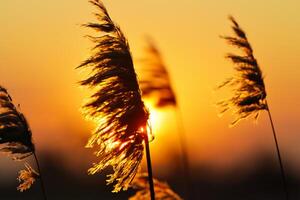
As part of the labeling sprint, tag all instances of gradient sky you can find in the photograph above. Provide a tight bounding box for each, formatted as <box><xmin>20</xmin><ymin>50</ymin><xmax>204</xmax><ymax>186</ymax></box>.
<box><xmin>0</xmin><ymin>0</ymin><xmax>300</xmax><ymax>178</ymax></box>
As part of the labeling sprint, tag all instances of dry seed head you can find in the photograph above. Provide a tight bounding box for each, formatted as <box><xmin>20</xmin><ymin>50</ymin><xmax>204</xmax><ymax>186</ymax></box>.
<box><xmin>78</xmin><ymin>0</ymin><xmax>150</xmax><ymax>192</ymax></box>
<box><xmin>0</xmin><ymin>86</ymin><xmax>34</xmax><ymax>160</ymax></box>
<box><xmin>139</xmin><ymin>38</ymin><xmax>177</xmax><ymax>108</ymax></box>
<box><xmin>130</xmin><ymin>173</ymin><xmax>183</xmax><ymax>200</ymax></box>
<box><xmin>217</xmin><ymin>16</ymin><xmax>267</xmax><ymax>126</ymax></box>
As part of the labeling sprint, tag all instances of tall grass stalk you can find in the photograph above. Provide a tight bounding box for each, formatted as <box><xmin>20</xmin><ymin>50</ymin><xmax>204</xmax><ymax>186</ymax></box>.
<box><xmin>33</xmin><ymin>152</ymin><xmax>48</xmax><ymax>200</ymax></box>
<box><xmin>145</xmin><ymin>135</ymin><xmax>155</xmax><ymax>200</ymax></box>
<box><xmin>0</xmin><ymin>86</ymin><xmax>47</xmax><ymax>199</ymax></box>
<box><xmin>175</xmin><ymin>106</ymin><xmax>191</xmax><ymax>199</ymax></box>
<box><xmin>217</xmin><ymin>16</ymin><xmax>288</xmax><ymax>199</ymax></box>
<box><xmin>140</xmin><ymin>39</ymin><xmax>191</xmax><ymax>199</ymax></box>
<box><xmin>266</xmin><ymin>101</ymin><xmax>288</xmax><ymax>200</ymax></box>
<box><xmin>78</xmin><ymin>0</ymin><xmax>156</xmax><ymax>195</ymax></box>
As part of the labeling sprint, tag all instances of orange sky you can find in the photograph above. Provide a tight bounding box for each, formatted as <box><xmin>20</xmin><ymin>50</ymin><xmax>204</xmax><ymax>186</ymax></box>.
<box><xmin>0</xmin><ymin>0</ymin><xmax>300</xmax><ymax>177</ymax></box>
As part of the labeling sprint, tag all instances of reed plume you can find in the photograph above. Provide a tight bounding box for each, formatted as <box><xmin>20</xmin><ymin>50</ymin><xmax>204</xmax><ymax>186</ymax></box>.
<box><xmin>130</xmin><ymin>173</ymin><xmax>183</xmax><ymax>200</ymax></box>
<box><xmin>139</xmin><ymin>39</ymin><xmax>176</xmax><ymax>107</ymax></box>
<box><xmin>139</xmin><ymin>39</ymin><xmax>191</xmax><ymax>199</ymax></box>
<box><xmin>0</xmin><ymin>86</ymin><xmax>47</xmax><ymax>199</ymax></box>
<box><xmin>0</xmin><ymin>86</ymin><xmax>34</xmax><ymax>159</ymax></box>
<box><xmin>217</xmin><ymin>16</ymin><xmax>267</xmax><ymax>126</ymax></box>
<box><xmin>78</xmin><ymin>0</ymin><xmax>155</xmax><ymax>197</ymax></box>
<box><xmin>218</xmin><ymin>16</ymin><xmax>289</xmax><ymax>200</ymax></box>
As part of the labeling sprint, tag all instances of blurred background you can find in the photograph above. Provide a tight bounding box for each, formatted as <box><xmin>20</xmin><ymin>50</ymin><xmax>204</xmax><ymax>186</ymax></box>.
<box><xmin>0</xmin><ymin>0</ymin><xmax>300</xmax><ymax>199</ymax></box>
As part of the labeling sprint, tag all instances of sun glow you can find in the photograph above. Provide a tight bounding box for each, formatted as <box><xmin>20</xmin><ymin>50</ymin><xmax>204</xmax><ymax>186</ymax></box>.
<box><xmin>141</xmin><ymin>98</ymin><xmax>181</xmax><ymax>174</ymax></box>
<box><xmin>144</xmin><ymin>99</ymin><xmax>166</xmax><ymax>139</ymax></box>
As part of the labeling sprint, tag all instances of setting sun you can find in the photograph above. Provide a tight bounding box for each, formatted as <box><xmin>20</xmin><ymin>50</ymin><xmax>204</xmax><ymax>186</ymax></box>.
<box><xmin>143</xmin><ymin>99</ymin><xmax>170</xmax><ymax>139</ymax></box>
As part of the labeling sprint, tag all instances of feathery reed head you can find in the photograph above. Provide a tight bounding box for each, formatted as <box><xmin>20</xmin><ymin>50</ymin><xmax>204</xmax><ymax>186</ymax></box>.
<box><xmin>78</xmin><ymin>0</ymin><xmax>150</xmax><ymax>192</ymax></box>
<box><xmin>17</xmin><ymin>163</ymin><xmax>39</xmax><ymax>192</ymax></box>
<box><xmin>217</xmin><ymin>16</ymin><xmax>267</xmax><ymax>126</ymax></box>
<box><xmin>139</xmin><ymin>38</ymin><xmax>176</xmax><ymax>107</ymax></box>
<box><xmin>129</xmin><ymin>173</ymin><xmax>183</xmax><ymax>200</ymax></box>
<box><xmin>0</xmin><ymin>86</ymin><xmax>34</xmax><ymax>160</ymax></box>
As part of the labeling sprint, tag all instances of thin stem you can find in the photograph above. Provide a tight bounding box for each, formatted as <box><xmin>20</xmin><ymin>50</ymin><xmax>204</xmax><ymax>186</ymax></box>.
<box><xmin>266</xmin><ymin>101</ymin><xmax>289</xmax><ymax>200</ymax></box>
<box><xmin>144</xmin><ymin>135</ymin><xmax>155</xmax><ymax>200</ymax></box>
<box><xmin>175</xmin><ymin>106</ymin><xmax>191</xmax><ymax>200</ymax></box>
<box><xmin>33</xmin><ymin>152</ymin><xmax>48</xmax><ymax>200</ymax></box>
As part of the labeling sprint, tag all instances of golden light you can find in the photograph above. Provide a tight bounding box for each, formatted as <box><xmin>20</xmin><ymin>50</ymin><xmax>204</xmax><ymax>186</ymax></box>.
<box><xmin>143</xmin><ymin>98</ymin><xmax>169</xmax><ymax>141</ymax></box>
<box><xmin>141</xmin><ymin>98</ymin><xmax>181</xmax><ymax>175</ymax></box>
